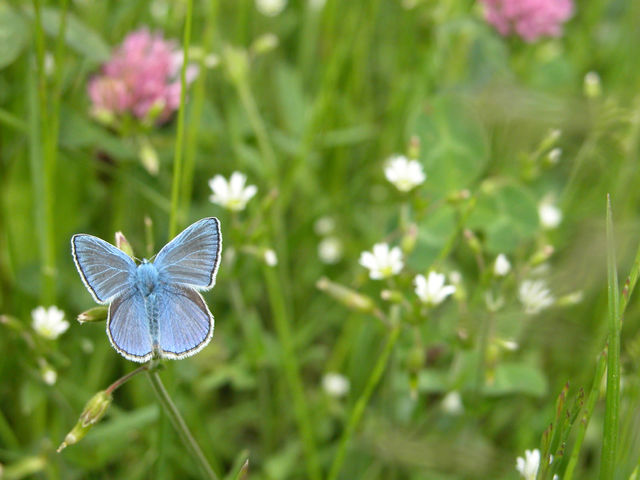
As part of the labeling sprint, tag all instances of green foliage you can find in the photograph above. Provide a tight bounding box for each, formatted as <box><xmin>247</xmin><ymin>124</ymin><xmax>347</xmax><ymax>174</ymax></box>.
<box><xmin>2</xmin><ymin>0</ymin><xmax>640</xmax><ymax>479</ymax></box>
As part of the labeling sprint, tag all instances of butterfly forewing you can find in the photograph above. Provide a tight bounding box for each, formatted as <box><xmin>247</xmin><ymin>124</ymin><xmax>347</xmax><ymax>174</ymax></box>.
<box><xmin>72</xmin><ymin>234</ymin><xmax>137</xmax><ymax>303</ymax></box>
<box><xmin>155</xmin><ymin>285</ymin><xmax>214</xmax><ymax>359</ymax></box>
<box><xmin>107</xmin><ymin>292</ymin><xmax>153</xmax><ymax>362</ymax></box>
<box><xmin>154</xmin><ymin>217</ymin><xmax>221</xmax><ymax>290</ymax></box>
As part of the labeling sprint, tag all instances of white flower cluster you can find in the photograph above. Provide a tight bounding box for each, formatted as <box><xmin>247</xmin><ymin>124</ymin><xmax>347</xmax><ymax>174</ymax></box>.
<box><xmin>208</xmin><ymin>172</ymin><xmax>257</xmax><ymax>212</ymax></box>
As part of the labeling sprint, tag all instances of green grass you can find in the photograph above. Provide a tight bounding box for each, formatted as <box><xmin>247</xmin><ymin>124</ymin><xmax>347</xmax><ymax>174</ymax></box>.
<box><xmin>2</xmin><ymin>0</ymin><xmax>640</xmax><ymax>479</ymax></box>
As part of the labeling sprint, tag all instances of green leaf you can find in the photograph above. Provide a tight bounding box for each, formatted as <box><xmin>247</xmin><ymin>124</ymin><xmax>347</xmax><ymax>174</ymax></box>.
<box><xmin>467</xmin><ymin>182</ymin><xmax>539</xmax><ymax>254</ymax></box>
<box><xmin>409</xmin><ymin>95</ymin><xmax>489</xmax><ymax>199</ymax></box>
<box><xmin>483</xmin><ymin>363</ymin><xmax>548</xmax><ymax>397</ymax></box>
<box><xmin>0</xmin><ymin>5</ymin><xmax>29</xmax><ymax>69</ymax></box>
<box><xmin>409</xmin><ymin>205</ymin><xmax>457</xmax><ymax>269</ymax></box>
<box><xmin>39</xmin><ymin>8</ymin><xmax>110</xmax><ymax>63</ymax></box>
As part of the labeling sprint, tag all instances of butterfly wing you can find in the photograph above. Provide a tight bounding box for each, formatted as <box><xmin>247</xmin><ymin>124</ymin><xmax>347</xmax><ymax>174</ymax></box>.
<box><xmin>72</xmin><ymin>234</ymin><xmax>137</xmax><ymax>303</ymax></box>
<box><xmin>155</xmin><ymin>284</ymin><xmax>214</xmax><ymax>359</ymax></box>
<box><xmin>107</xmin><ymin>291</ymin><xmax>153</xmax><ymax>362</ymax></box>
<box><xmin>154</xmin><ymin>217</ymin><xmax>222</xmax><ymax>291</ymax></box>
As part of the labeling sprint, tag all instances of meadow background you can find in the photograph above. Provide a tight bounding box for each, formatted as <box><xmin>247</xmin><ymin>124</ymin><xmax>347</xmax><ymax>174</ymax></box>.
<box><xmin>1</xmin><ymin>0</ymin><xmax>640</xmax><ymax>478</ymax></box>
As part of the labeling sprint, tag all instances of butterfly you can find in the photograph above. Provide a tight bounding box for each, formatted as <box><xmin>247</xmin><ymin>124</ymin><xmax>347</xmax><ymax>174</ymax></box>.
<box><xmin>71</xmin><ymin>217</ymin><xmax>222</xmax><ymax>362</ymax></box>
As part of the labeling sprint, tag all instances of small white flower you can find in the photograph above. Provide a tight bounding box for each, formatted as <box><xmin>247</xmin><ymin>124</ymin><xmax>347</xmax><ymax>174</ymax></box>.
<box><xmin>359</xmin><ymin>243</ymin><xmax>403</xmax><ymax>280</ymax></box>
<box><xmin>314</xmin><ymin>216</ymin><xmax>335</xmax><ymax>236</ymax></box>
<box><xmin>538</xmin><ymin>201</ymin><xmax>562</xmax><ymax>229</ymax></box>
<box><xmin>255</xmin><ymin>0</ymin><xmax>287</xmax><ymax>16</ymax></box>
<box><xmin>500</xmin><ymin>339</ymin><xmax>519</xmax><ymax>351</ymax></box>
<box><xmin>308</xmin><ymin>0</ymin><xmax>326</xmax><ymax>10</ymax></box>
<box><xmin>32</xmin><ymin>306</ymin><xmax>69</xmax><ymax>340</ymax></box>
<box><xmin>519</xmin><ymin>280</ymin><xmax>554</xmax><ymax>315</ymax></box>
<box><xmin>204</xmin><ymin>53</ymin><xmax>220</xmax><ymax>69</ymax></box>
<box><xmin>384</xmin><ymin>155</ymin><xmax>426</xmax><ymax>192</ymax></box>
<box><xmin>264</xmin><ymin>249</ymin><xmax>278</xmax><ymax>267</ymax></box>
<box><xmin>494</xmin><ymin>254</ymin><xmax>511</xmax><ymax>276</ymax></box>
<box><xmin>318</xmin><ymin>237</ymin><xmax>343</xmax><ymax>264</ymax></box>
<box><xmin>449</xmin><ymin>271</ymin><xmax>463</xmax><ymax>285</ymax></box>
<box><xmin>209</xmin><ymin>172</ymin><xmax>258</xmax><ymax>211</ymax></box>
<box><xmin>42</xmin><ymin>367</ymin><xmax>57</xmax><ymax>386</ymax></box>
<box><xmin>441</xmin><ymin>391</ymin><xmax>463</xmax><ymax>415</ymax></box>
<box><xmin>516</xmin><ymin>449</ymin><xmax>540</xmax><ymax>480</ymax></box>
<box><xmin>322</xmin><ymin>372</ymin><xmax>350</xmax><ymax>398</ymax></box>
<box><xmin>414</xmin><ymin>272</ymin><xmax>456</xmax><ymax>306</ymax></box>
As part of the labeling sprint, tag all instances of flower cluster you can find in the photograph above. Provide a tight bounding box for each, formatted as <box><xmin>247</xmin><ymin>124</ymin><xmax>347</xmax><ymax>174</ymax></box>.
<box><xmin>88</xmin><ymin>29</ymin><xmax>197</xmax><ymax>123</ymax></box>
<box><xmin>480</xmin><ymin>0</ymin><xmax>574</xmax><ymax>42</ymax></box>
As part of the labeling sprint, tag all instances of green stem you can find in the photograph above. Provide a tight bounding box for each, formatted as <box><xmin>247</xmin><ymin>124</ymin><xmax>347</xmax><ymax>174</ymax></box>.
<box><xmin>327</xmin><ymin>318</ymin><xmax>401</xmax><ymax>480</ymax></box>
<box><xmin>564</xmin><ymin>351</ymin><xmax>607</xmax><ymax>480</ymax></box>
<box><xmin>263</xmin><ymin>265</ymin><xmax>321</xmax><ymax>480</ymax></box>
<box><xmin>147</xmin><ymin>371</ymin><xmax>219</xmax><ymax>480</ymax></box>
<box><xmin>105</xmin><ymin>365</ymin><xmax>149</xmax><ymax>395</ymax></box>
<box><xmin>32</xmin><ymin>0</ymin><xmax>58</xmax><ymax>303</ymax></box>
<box><xmin>180</xmin><ymin>0</ymin><xmax>218</xmax><ymax>220</ymax></box>
<box><xmin>168</xmin><ymin>0</ymin><xmax>193</xmax><ymax>238</ymax></box>
<box><xmin>599</xmin><ymin>194</ymin><xmax>621</xmax><ymax>480</ymax></box>
<box><xmin>565</xmin><ymin>223</ymin><xmax>640</xmax><ymax>480</ymax></box>
<box><xmin>234</xmin><ymin>78</ymin><xmax>278</xmax><ymax>179</ymax></box>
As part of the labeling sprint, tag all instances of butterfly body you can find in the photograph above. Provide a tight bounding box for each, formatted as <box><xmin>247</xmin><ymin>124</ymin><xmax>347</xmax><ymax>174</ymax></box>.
<box><xmin>72</xmin><ymin>218</ymin><xmax>222</xmax><ymax>362</ymax></box>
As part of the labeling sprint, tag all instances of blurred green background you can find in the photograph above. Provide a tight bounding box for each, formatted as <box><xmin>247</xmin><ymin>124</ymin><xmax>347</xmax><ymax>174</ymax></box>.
<box><xmin>2</xmin><ymin>0</ymin><xmax>640</xmax><ymax>479</ymax></box>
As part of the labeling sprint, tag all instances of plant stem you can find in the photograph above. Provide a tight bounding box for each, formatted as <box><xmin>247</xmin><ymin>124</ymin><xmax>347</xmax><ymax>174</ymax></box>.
<box><xmin>105</xmin><ymin>365</ymin><xmax>149</xmax><ymax>395</ymax></box>
<box><xmin>180</xmin><ymin>0</ymin><xmax>218</xmax><ymax>220</ymax></box>
<box><xmin>599</xmin><ymin>194</ymin><xmax>621</xmax><ymax>480</ymax></box>
<box><xmin>262</xmin><ymin>265</ymin><xmax>321</xmax><ymax>480</ymax></box>
<box><xmin>32</xmin><ymin>0</ymin><xmax>60</xmax><ymax>303</ymax></box>
<box><xmin>327</xmin><ymin>317</ymin><xmax>401</xmax><ymax>480</ymax></box>
<box><xmin>168</xmin><ymin>0</ymin><xmax>193</xmax><ymax>238</ymax></box>
<box><xmin>147</xmin><ymin>370</ymin><xmax>219</xmax><ymax>480</ymax></box>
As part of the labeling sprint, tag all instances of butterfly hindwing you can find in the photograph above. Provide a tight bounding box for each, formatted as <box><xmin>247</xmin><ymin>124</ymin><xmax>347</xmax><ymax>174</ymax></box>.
<box><xmin>154</xmin><ymin>217</ymin><xmax>221</xmax><ymax>290</ymax></box>
<box><xmin>155</xmin><ymin>284</ymin><xmax>214</xmax><ymax>359</ymax></box>
<box><xmin>72</xmin><ymin>234</ymin><xmax>137</xmax><ymax>303</ymax></box>
<box><xmin>107</xmin><ymin>291</ymin><xmax>153</xmax><ymax>362</ymax></box>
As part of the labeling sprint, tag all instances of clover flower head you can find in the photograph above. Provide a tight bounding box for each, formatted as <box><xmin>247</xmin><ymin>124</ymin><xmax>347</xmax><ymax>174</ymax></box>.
<box><xmin>480</xmin><ymin>0</ymin><xmax>574</xmax><ymax>43</ymax></box>
<box><xmin>519</xmin><ymin>279</ymin><xmax>554</xmax><ymax>314</ymax></box>
<box><xmin>359</xmin><ymin>243</ymin><xmax>404</xmax><ymax>280</ymax></box>
<box><xmin>32</xmin><ymin>306</ymin><xmax>69</xmax><ymax>340</ymax></box>
<box><xmin>322</xmin><ymin>372</ymin><xmax>350</xmax><ymax>398</ymax></box>
<box><xmin>88</xmin><ymin>28</ymin><xmax>198</xmax><ymax>123</ymax></box>
<box><xmin>208</xmin><ymin>172</ymin><xmax>258</xmax><ymax>211</ymax></box>
<box><xmin>414</xmin><ymin>271</ymin><xmax>456</xmax><ymax>306</ymax></box>
<box><xmin>384</xmin><ymin>155</ymin><xmax>426</xmax><ymax>192</ymax></box>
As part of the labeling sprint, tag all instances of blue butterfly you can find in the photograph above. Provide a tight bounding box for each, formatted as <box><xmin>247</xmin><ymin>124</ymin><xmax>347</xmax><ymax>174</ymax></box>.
<box><xmin>71</xmin><ymin>217</ymin><xmax>222</xmax><ymax>362</ymax></box>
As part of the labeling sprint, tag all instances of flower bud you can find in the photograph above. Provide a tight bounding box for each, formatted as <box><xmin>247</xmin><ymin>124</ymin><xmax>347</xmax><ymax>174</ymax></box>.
<box><xmin>138</xmin><ymin>140</ymin><xmax>159</xmax><ymax>175</ymax></box>
<box><xmin>401</xmin><ymin>223</ymin><xmax>418</xmax><ymax>254</ymax></box>
<box><xmin>407</xmin><ymin>135</ymin><xmax>420</xmax><ymax>159</ymax></box>
<box><xmin>316</xmin><ymin>277</ymin><xmax>377</xmax><ymax>314</ymax></box>
<box><xmin>115</xmin><ymin>231</ymin><xmax>135</xmax><ymax>258</ymax></box>
<box><xmin>77</xmin><ymin>306</ymin><xmax>108</xmax><ymax>324</ymax></box>
<box><xmin>380</xmin><ymin>289</ymin><xmax>404</xmax><ymax>303</ymax></box>
<box><xmin>251</xmin><ymin>33</ymin><xmax>279</xmax><ymax>56</ymax></box>
<box><xmin>223</xmin><ymin>45</ymin><xmax>249</xmax><ymax>84</ymax></box>
<box><xmin>530</xmin><ymin>245</ymin><xmax>554</xmax><ymax>266</ymax></box>
<box><xmin>539</xmin><ymin>128</ymin><xmax>561</xmax><ymax>152</ymax></box>
<box><xmin>584</xmin><ymin>71</ymin><xmax>602</xmax><ymax>99</ymax></box>
<box><xmin>57</xmin><ymin>390</ymin><xmax>112</xmax><ymax>452</ymax></box>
